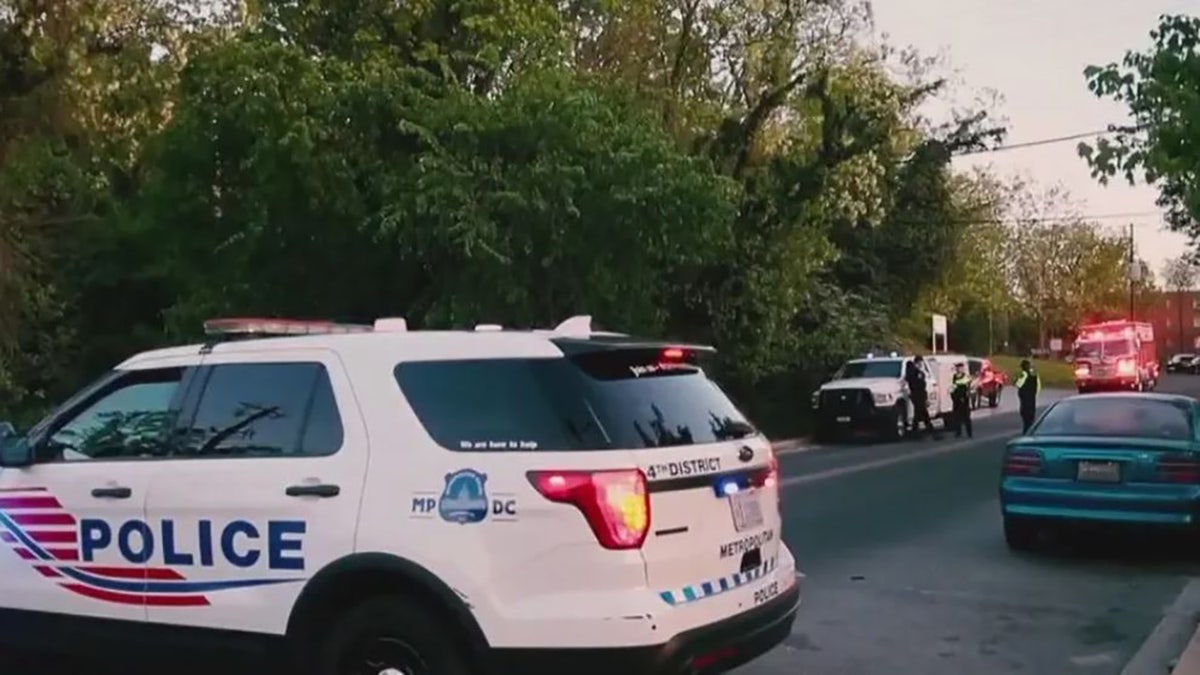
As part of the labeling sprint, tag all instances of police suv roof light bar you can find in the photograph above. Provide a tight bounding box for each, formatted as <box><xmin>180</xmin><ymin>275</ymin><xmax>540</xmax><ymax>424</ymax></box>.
<box><xmin>203</xmin><ymin>318</ymin><xmax>374</xmax><ymax>337</ymax></box>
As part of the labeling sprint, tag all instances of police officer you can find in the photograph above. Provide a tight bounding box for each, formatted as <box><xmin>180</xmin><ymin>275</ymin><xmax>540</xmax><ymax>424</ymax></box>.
<box><xmin>1015</xmin><ymin>359</ymin><xmax>1041</xmax><ymax>434</ymax></box>
<box><xmin>950</xmin><ymin>361</ymin><xmax>973</xmax><ymax>438</ymax></box>
<box><xmin>905</xmin><ymin>356</ymin><xmax>940</xmax><ymax>439</ymax></box>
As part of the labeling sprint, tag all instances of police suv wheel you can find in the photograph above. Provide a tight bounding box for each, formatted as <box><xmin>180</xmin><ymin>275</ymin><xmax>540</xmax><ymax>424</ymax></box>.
<box><xmin>314</xmin><ymin>595</ymin><xmax>473</xmax><ymax>675</ymax></box>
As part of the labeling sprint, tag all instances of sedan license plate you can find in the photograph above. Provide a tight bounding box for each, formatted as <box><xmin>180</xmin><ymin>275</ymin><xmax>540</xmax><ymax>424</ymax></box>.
<box><xmin>1077</xmin><ymin>460</ymin><xmax>1121</xmax><ymax>483</ymax></box>
<box><xmin>836</xmin><ymin>416</ymin><xmax>851</xmax><ymax>423</ymax></box>
<box><xmin>729</xmin><ymin>490</ymin><xmax>765</xmax><ymax>532</ymax></box>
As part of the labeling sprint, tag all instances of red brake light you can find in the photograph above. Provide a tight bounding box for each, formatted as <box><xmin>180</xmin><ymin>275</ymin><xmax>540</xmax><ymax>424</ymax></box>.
<box><xmin>1117</xmin><ymin>358</ymin><xmax>1136</xmax><ymax>375</ymax></box>
<box><xmin>660</xmin><ymin>347</ymin><xmax>686</xmax><ymax>361</ymax></box>
<box><xmin>1003</xmin><ymin>449</ymin><xmax>1043</xmax><ymax>476</ymax></box>
<box><xmin>527</xmin><ymin>469</ymin><xmax>650</xmax><ymax>549</ymax></box>
<box><xmin>748</xmin><ymin>449</ymin><xmax>779</xmax><ymax>489</ymax></box>
<box><xmin>1156</xmin><ymin>455</ymin><xmax>1200</xmax><ymax>484</ymax></box>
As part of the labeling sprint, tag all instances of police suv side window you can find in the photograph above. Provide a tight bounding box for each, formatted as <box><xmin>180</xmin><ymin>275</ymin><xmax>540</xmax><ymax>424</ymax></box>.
<box><xmin>44</xmin><ymin>367</ymin><xmax>184</xmax><ymax>462</ymax></box>
<box><xmin>175</xmin><ymin>362</ymin><xmax>344</xmax><ymax>458</ymax></box>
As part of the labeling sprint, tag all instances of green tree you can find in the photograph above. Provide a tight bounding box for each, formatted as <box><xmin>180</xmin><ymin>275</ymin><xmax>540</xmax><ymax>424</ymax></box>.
<box><xmin>1007</xmin><ymin>184</ymin><xmax>1140</xmax><ymax>345</ymax></box>
<box><xmin>0</xmin><ymin>0</ymin><xmax>227</xmax><ymax>417</ymax></box>
<box><xmin>1080</xmin><ymin>14</ymin><xmax>1200</xmax><ymax>243</ymax></box>
<box><xmin>138</xmin><ymin>40</ymin><xmax>739</xmax><ymax>337</ymax></box>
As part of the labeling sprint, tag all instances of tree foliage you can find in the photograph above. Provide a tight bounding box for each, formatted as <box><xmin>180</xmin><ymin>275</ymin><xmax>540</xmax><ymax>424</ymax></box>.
<box><xmin>0</xmin><ymin>0</ymin><xmax>1151</xmax><ymax>435</ymax></box>
<box><xmin>1080</xmin><ymin>13</ymin><xmax>1200</xmax><ymax>245</ymax></box>
<box><xmin>1163</xmin><ymin>256</ymin><xmax>1198</xmax><ymax>292</ymax></box>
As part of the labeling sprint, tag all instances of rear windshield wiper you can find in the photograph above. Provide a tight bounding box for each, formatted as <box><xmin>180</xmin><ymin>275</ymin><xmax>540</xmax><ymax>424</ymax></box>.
<box><xmin>710</xmin><ymin>414</ymin><xmax>756</xmax><ymax>440</ymax></box>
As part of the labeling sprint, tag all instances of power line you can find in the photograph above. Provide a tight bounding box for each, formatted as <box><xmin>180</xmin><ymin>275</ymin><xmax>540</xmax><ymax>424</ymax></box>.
<box><xmin>1013</xmin><ymin>210</ymin><xmax>1163</xmax><ymax>224</ymax></box>
<box><xmin>896</xmin><ymin>210</ymin><xmax>1165</xmax><ymax>227</ymax></box>
<box><xmin>956</xmin><ymin>126</ymin><xmax>1141</xmax><ymax>156</ymax></box>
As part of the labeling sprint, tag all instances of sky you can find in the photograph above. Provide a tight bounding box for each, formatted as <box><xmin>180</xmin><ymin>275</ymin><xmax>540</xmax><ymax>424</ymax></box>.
<box><xmin>871</xmin><ymin>0</ymin><xmax>1195</xmax><ymax>281</ymax></box>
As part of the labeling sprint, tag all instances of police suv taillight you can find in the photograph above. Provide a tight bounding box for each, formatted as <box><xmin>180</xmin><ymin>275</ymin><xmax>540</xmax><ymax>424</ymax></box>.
<box><xmin>527</xmin><ymin>469</ymin><xmax>650</xmax><ymax>550</ymax></box>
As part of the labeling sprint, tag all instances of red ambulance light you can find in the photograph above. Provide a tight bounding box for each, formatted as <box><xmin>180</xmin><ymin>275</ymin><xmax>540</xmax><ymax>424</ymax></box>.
<box><xmin>527</xmin><ymin>469</ymin><xmax>650</xmax><ymax>550</ymax></box>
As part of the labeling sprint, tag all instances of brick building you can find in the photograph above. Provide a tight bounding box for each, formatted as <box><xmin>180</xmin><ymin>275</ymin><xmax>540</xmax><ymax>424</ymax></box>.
<box><xmin>1145</xmin><ymin>291</ymin><xmax>1200</xmax><ymax>354</ymax></box>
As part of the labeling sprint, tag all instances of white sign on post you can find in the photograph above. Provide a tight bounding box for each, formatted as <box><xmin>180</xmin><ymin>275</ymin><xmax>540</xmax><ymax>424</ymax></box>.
<box><xmin>931</xmin><ymin>314</ymin><xmax>948</xmax><ymax>353</ymax></box>
<box><xmin>1049</xmin><ymin>338</ymin><xmax>1063</xmax><ymax>352</ymax></box>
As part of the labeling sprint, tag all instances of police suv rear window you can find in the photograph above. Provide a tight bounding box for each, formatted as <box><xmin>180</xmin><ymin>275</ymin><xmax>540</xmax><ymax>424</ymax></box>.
<box><xmin>394</xmin><ymin>353</ymin><xmax>755</xmax><ymax>451</ymax></box>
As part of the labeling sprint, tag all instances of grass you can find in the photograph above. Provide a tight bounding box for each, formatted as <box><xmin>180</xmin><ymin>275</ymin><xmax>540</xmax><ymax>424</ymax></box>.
<box><xmin>989</xmin><ymin>355</ymin><xmax>1076</xmax><ymax>389</ymax></box>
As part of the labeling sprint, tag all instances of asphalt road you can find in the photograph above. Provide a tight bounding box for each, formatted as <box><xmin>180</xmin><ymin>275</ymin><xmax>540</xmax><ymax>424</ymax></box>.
<box><xmin>738</xmin><ymin>376</ymin><xmax>1200</xmax><ymax>675</ymax></box>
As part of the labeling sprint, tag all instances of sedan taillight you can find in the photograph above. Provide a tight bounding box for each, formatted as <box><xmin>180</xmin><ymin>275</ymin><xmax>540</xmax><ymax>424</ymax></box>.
<box><xmin>1003</xmin><ymin>449</ymin><xmax>1043</xmax><ymax>476</ymax></box>
<box><xmin>1155</xmin><ymin>454</ymin><xmax>1200</xmax><ymax>484</ymax></box>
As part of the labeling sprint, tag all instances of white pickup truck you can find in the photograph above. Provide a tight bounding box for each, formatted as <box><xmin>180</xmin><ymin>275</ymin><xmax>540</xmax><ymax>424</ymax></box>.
<box><xmin>810</xmin><ymin>353</ymin><xmax>967</xmax><ymax>441</ymax></box>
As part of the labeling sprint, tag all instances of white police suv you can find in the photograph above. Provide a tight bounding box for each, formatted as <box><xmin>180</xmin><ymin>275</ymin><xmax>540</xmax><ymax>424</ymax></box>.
<box><xmin>0</xmin><ymin>315</ymin><xmax>800</xmax><ymax>674</ymax></box>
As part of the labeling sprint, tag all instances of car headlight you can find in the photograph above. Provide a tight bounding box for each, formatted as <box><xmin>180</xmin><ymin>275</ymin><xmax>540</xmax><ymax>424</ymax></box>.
<box><xmin>873</xmin><ymin>392</ymin><xmax>894</xmax><ymax>406</ymax></box>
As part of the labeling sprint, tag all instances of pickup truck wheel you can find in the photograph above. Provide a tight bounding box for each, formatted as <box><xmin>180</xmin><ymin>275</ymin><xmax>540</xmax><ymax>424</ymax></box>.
<box><xmin>814</xmin><ymin>424</ymin><xmax>833</xmax><ymax>443</ymax></box>
<box><xmin>885</xmin><ymin>404</ymin><xmax>908</xmax><ymax>442</ymax></box>
<box><xmin>314</xmin><ymin>595</ymin><xmax>474</xmax><ymax>675</ymax></box>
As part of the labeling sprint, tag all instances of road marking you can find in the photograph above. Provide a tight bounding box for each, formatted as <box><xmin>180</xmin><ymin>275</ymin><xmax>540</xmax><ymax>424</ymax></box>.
<box><xmin>779</xmin><ymin>430</ymin><xmax>1012</xmax><ymax>488</ymax></box>
<box><xmin>775</xmin><ymin>444</ymin><xmax>816</xmax><ymax>456</ymax></box>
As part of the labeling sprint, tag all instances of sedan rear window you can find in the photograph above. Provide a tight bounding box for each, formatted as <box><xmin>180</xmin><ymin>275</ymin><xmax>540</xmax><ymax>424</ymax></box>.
<box><xmin>394</xmin><ymin>353</ymin><xmax>755</xmax><ymax>451</ymax></box>
<box><xmin>1033</xmin><ymin>398</ymin><xmax>1193</xmax><ymax>440</ymax></box>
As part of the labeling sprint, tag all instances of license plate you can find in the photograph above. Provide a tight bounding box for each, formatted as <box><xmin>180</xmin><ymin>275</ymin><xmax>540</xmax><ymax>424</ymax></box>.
<box><xmin>729</xmin><ymin>490</ymin><xmax>765</xmax><ymax>532</ymax></box>
<box><xmin>1077</xmin><ymin>460</ymin><xmax>1121</xmax><ymax>483</ymax></box>
<box><xmin>836</xmin><ymin>416</ymin><xmax>851</xmax><ymax>423</ymax></box>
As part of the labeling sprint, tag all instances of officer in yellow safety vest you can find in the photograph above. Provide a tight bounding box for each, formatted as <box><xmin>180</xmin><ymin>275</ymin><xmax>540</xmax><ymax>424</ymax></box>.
<box><xmin>1015</xmin><ymin>359</ymin><xmax>1042</xmax><ymax>434</ymax></box>
<box><xmin>949</xmin><ymin>362</ymin><xmax>973</xmax><ymax>438</ymax></box>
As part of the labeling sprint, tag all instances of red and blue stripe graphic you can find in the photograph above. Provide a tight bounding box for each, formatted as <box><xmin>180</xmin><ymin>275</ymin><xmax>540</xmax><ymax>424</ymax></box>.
<box><xmin>0</xmin><ymin>487</ymin><xmax>301</xmax><ymax>607</ymax></box>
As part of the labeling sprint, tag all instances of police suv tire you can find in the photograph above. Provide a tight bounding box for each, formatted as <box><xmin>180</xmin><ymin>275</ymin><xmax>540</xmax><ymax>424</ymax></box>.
<box><xmin>312</xmin><ymin>594</ymin><xmax>474</xmax><ymax>675</ymax></box>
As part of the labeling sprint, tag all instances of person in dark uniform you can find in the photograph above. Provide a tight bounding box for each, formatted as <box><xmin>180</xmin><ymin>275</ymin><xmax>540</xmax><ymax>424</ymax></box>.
<box><xmin>950</xmin><ymin>362</ymin><xmax>973</xmax><ymax>438</ymax></box>
<box><xmin>1015</xmin><ymin>359</ymin><xmax>1041</xmax><ymax>434</ymax></box>
<box><xmin>905</xmin><ymin>356</ymin><xmax>940</xmax><ymax>439</ymax></box>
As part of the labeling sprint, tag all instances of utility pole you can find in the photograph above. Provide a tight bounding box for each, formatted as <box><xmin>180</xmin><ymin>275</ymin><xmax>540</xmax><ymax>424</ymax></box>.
<box><xmin>1128</xmin><ymin>222</ymin><xmax>1135</xmax><ymax>321</ymax></box>
<box><xmin>987</xmin><ymin>308</ymin><xmax>994</xmax><ymax>356</ymax></box>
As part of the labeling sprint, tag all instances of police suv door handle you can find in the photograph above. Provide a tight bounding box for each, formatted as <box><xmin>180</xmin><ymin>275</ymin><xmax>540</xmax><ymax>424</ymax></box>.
<box><xmin>91</xmin><ymin>486</ymin><xmax>132</xmax><ymax>499</ymax></box>
<box><xmin>285</xmin><ymin>483</ymin><xmax>340</xmax><ymax>498</ymax></box>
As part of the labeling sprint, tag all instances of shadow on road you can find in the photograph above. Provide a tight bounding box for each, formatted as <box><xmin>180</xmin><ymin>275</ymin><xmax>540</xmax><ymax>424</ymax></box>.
<box><xmin>1026</xmin><ymin>526</ymin><xmax>1200</xmax><ymax>573</ymax></box>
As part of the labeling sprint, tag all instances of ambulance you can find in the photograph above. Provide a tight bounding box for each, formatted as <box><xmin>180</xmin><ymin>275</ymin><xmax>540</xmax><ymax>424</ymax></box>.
<box><xmin>1072</xmin><ymin>320</ymin><xmax>1159</xmax><ymax>393</ymax></box>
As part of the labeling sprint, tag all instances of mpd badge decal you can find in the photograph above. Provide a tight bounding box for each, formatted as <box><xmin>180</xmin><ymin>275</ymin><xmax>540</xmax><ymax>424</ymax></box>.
<box><xmin>438</xmin><ymin>469</ymin><xmax>489</xmax><ymax>524</ymax></box>
<box><xmin>409</xmin><ymin>469</ymin><xmax>518</xmax><ymax>523</ymax></box>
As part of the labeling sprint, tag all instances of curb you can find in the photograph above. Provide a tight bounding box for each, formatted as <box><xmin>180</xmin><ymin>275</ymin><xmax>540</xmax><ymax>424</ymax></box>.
<box><xmin>1120</xmin><ymin>578</ymin><xmax>1200</xmax><ymax>675</ymax></box>
<box><xmin>1172</xmin><ymin>623</ymin><xmax>1200</xmax><ymax>674</ymax></box>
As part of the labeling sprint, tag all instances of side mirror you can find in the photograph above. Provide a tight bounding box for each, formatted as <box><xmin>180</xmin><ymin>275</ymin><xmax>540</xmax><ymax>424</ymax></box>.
<box><xmin>0</xmin><ymin>422</ymin><xmax>12</xmax><ymax>440</ymax></box>
<box><xmin>0</xmin><ymin>436</ymin><xmax>34</xmax><ymax>468</ymax></box>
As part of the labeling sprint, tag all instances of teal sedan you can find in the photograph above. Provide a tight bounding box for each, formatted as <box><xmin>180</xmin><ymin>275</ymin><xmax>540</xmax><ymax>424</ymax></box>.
<box><xmin>999</xmin><ymin>392</ymin><xmax>1200</xmax><ymax>550</ymax></box>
